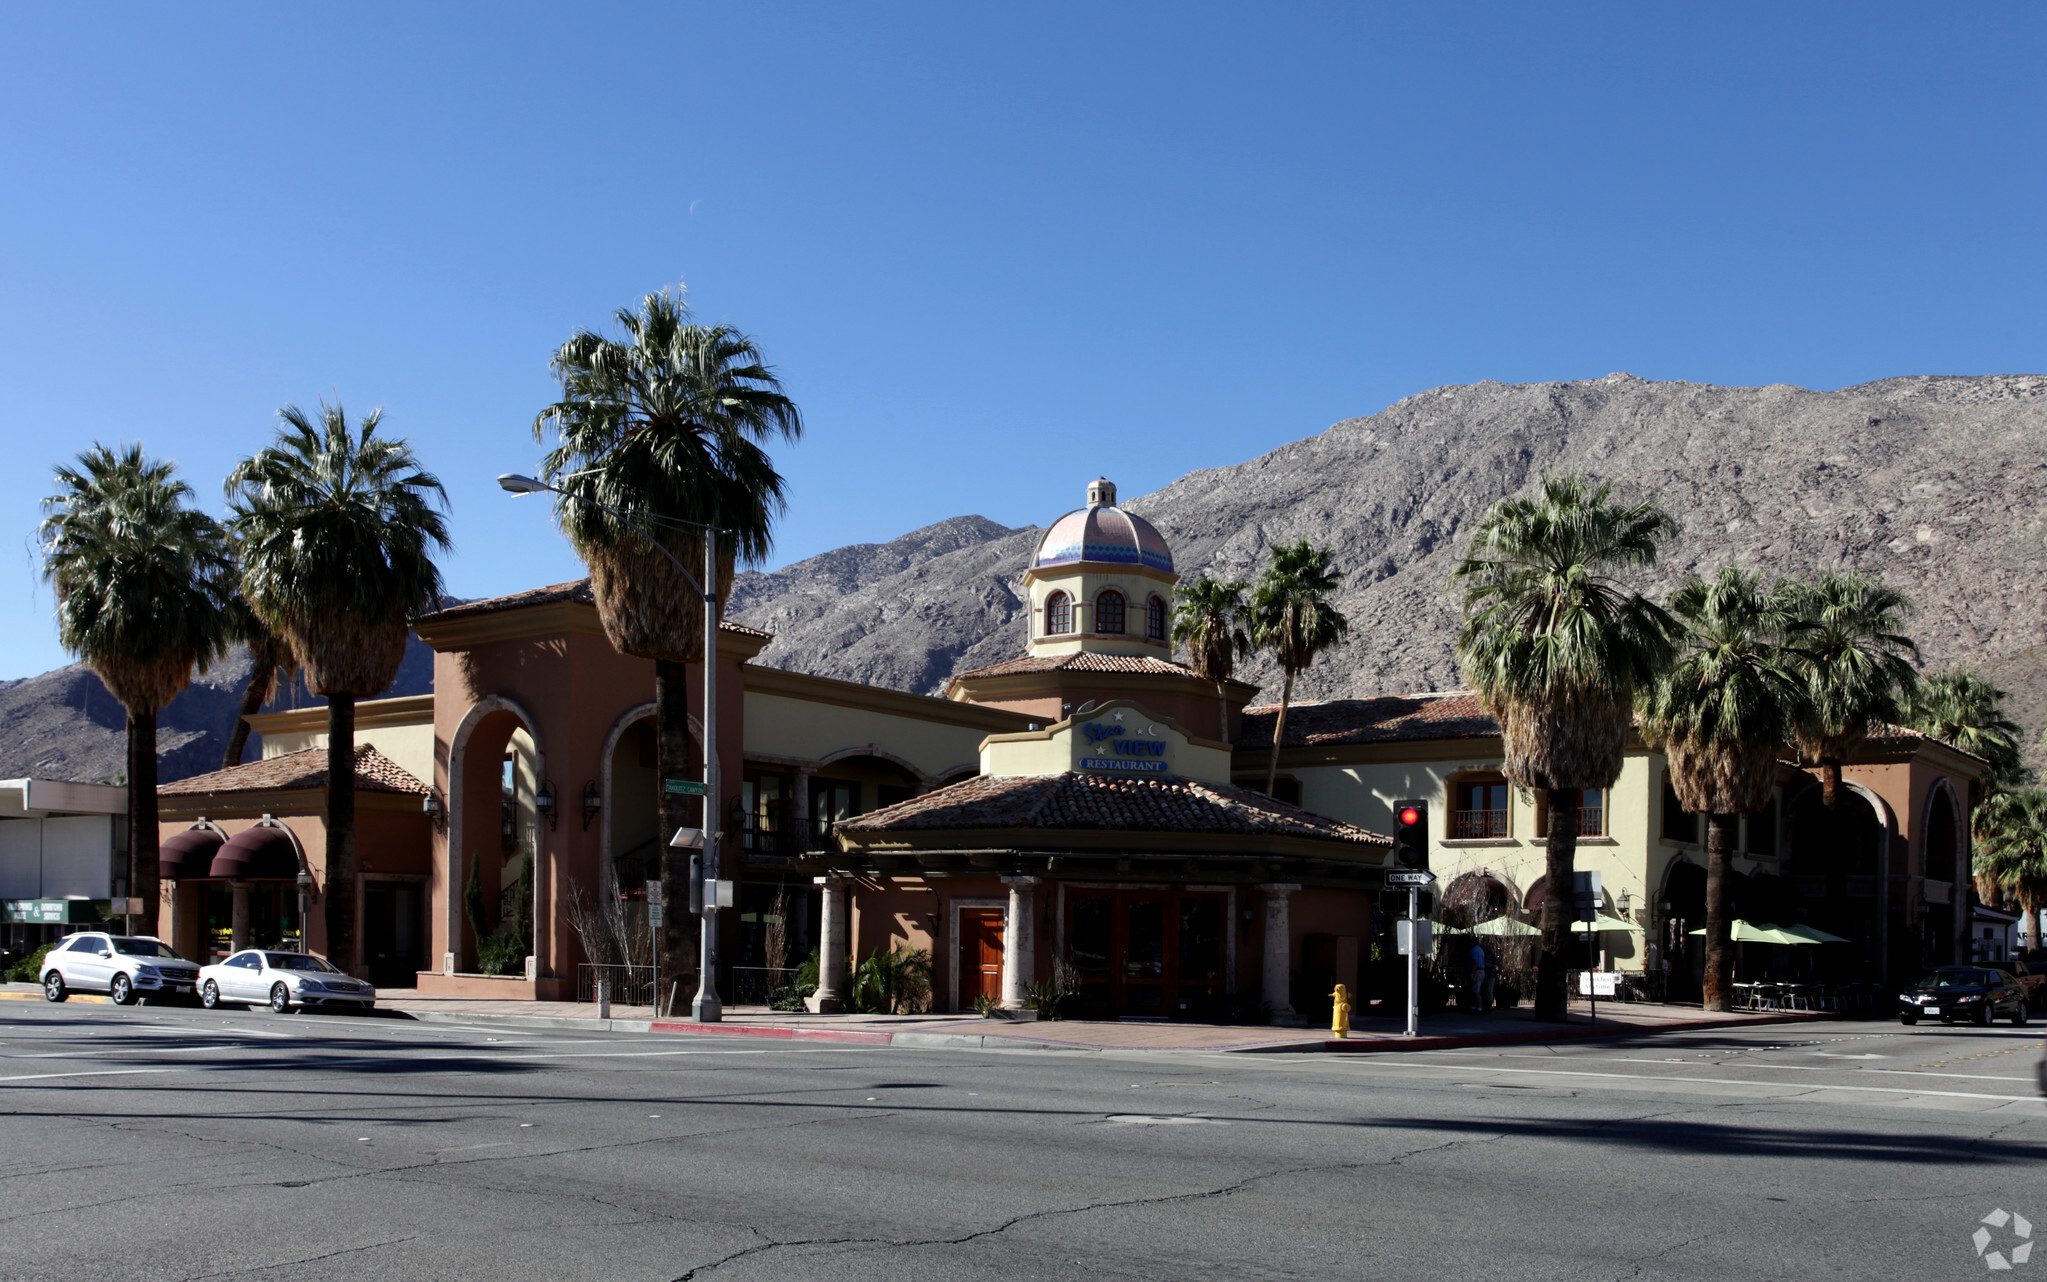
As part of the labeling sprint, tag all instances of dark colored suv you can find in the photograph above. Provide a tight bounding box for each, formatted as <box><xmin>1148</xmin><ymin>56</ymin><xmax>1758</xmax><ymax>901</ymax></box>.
<box><xmin>1898</xmin><ymin>966</ymin><xmax>2029</xmax><ymax>1026</ymax></box>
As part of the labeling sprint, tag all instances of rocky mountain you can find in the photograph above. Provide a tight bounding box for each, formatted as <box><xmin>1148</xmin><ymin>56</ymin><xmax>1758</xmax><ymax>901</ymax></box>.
<box><xmin>726</xmin><ymin>372</ymin><xmax>2047</xmax><ymax>758</ymax></box>
<box><xmin>9</xmin><ymin>372</ymin><xmax>2044</xmax><ymax>783</ymax></box>
<box><xmin>0</xmin><ymin>636</ymin><xmax>436</xmax><ymax>785</ymax></box>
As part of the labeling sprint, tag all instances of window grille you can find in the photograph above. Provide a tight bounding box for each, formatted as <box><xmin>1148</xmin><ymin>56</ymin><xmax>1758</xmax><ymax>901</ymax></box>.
<box><xmin>1095</xmin><ymin>590</ymin><xmax>1125</xmax><ymax>634</ymax></box>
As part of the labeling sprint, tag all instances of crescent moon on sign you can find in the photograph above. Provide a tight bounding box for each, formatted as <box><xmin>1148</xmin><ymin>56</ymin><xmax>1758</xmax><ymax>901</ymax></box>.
<box><xmin>1145</xmin><ymin>725</ymin><xmax>1160</xmax><ymax>736</ymax></box>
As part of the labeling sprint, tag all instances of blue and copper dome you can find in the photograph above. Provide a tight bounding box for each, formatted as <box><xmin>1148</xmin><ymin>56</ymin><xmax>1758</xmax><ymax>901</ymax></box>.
<box><xmin>1031</xmin><ymin>479</ymin><xmax>1175</xmax><ymax>573</ymax></box>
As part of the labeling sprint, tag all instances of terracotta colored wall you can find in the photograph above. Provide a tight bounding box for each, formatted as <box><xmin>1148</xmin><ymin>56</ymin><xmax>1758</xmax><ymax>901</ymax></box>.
<box><xmin>430</xmin><ymin>628</ymin><xmax>748</xmax><ymax>993</ymax></box>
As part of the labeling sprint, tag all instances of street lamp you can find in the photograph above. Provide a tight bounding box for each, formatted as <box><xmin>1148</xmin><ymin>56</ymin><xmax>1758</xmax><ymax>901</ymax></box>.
<box><xmin>497</xmin><ymin>471</ymin><xmax>727</xmax><ymax>1022</ymax></box>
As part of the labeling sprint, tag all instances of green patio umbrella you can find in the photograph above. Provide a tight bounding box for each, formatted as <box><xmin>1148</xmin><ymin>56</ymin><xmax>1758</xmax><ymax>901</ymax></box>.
<box><xmin>1689</xmin><ymin>919</ymin><xmax>1802</xmax><ymax>944</ymax></box>
<box><xmin>1571</xmin><ymin>914</ymin><xmax>1645</xmax><ymax>934</ymax></box>
<box><xmin>1776</xmin><ymin>923</ymin><xmax>1850</xmax><ymax>945</ymax></box>
<box><xmin>1473</xmin><ymin>916</ymin><xmax>1542</xmax><ymax>936</ymax></box>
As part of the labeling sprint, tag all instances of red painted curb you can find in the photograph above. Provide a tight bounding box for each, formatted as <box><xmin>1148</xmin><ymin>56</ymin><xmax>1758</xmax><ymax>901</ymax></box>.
<box><xmin>650</xmin><ymin>1020</ymin><xmax>895</xmax><ymax>1045</ymax></box>
<box><xmin>1316</xmin><ymin>1012</ymin><xmax>1833</xmax><ymax>1053</ymax></box>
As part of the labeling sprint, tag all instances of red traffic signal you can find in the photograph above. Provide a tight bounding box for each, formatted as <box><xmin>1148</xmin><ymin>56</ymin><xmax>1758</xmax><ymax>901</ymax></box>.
<box><xmin>1398</xmin><ymin>806</ymin><xmax>1422</xmax><ymax>826</ymax></box>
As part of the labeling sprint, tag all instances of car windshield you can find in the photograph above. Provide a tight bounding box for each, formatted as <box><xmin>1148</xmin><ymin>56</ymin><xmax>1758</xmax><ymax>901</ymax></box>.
<box><xmin>1917</xmin><ymin>970</ymin><xmax>1994</xmax><ymax>989</ymax></box>
<box><xmin>111</xmin><ymin>938</ymin><xmax>184</xmax><ymax>959</ymax></box>
<box><xmin>264</xmin><ymin>953</ymin><xmax>341</xmax><ymax>973</ymax></box>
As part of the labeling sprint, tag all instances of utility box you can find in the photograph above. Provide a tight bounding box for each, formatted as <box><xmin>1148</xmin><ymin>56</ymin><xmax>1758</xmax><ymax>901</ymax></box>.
<box><xmin>1396</xmin><ymin>920</ymin><xmax>1432</xmax><ymax>956</ymax></box>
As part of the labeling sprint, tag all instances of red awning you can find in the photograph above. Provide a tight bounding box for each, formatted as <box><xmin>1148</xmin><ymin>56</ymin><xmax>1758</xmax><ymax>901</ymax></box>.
<box><xmin>208</xmin><ymin>826</ymin><xmax>301</xmax><ymax>880</ymax></box>
<box><xmin>159</xmin><ymin>827</ymin><xmax>224</xmax><ymax>880</ymax></box>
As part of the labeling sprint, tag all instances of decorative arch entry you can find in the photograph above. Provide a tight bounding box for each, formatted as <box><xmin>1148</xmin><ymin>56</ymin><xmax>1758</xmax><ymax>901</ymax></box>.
<box><xmin>444</xmin><ymin>694</ymin><xmax>548</xmax><ymax>977</ymax></box>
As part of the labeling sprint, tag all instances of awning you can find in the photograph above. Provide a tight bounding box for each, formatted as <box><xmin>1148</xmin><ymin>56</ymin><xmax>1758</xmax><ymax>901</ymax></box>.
<box><xmin>208</xmin><ymin>826</ymin><xmax>301</xmax><ymax>880</ymax></box>
<box><xmin>1688</xmin><ymin>919</ymin><xmax>1806</xmax><ymax>944</ymax></box>
<box><xmin>1570</xmin><ymin>914</ymin><xmax>1646</xmax><ymax>934</ymax></box>
<box><xmin>159</xmin><ymin>827</ymin><xmax>224</xmax><ymax>880</ymax></box>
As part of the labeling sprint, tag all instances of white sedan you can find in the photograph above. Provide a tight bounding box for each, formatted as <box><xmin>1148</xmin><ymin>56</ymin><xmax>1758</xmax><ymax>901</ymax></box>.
<box><xmin>198</xmin><ymin>950</ymin><xmax>376</xmax><ymax>1013</ymax></box>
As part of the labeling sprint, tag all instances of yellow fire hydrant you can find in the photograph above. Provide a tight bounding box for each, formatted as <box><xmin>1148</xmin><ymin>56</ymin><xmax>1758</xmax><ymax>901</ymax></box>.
<box><xmin>1330</xmin><ymin>983</ymin><xmax>1352</xmax><ymax>1039</ymax></box>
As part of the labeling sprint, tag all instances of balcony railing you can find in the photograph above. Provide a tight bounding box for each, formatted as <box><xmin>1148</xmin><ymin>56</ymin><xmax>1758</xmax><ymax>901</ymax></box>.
<box><xmin>1453</xmin><ymin>808</ymin><xmax>1509</xmax><ymax>839</ymax></box>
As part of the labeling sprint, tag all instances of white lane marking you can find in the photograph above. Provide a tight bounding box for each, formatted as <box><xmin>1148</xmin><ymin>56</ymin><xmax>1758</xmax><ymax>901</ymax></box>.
<box><xmin>1104</xmin><ymin>1115</ymin><xmax>1228</xmax><ymax>1126</ymax></box>
<box><xmin>1490</xmin><ymin>1052</ymin><xmax>2043</xmax><ymax>1085</ymax></box>
<box><xmin>1337</xmin><ymin>1060</ymin><xmax>2047</xmax><ymax>1104</ymax></box>
<box><xmin>0</xmin><ymin>1044</ymin><xmax>867</xmax><ymax>1082</ymax></box>
<box><xmin>1867</xmin><ymin>1070</ymin><xmax>2038</xmax><ymax>1083</ymax></box>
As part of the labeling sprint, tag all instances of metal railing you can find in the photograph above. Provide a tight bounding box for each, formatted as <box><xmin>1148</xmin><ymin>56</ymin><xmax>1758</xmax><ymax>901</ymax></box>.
<box><xmin>1453</xmin><ymin>808</ymin><xmax>1509</xmax><ymax>838</ymax></box>
<box><xmin>576</xmin><ymin>963</ymin><xmax>657</xmax><ymax>1007</ymax></box>
<box><xmin>728</xmin><ymin>966</ymin><xmax>800</xmax><ymax>1006</ymax></box>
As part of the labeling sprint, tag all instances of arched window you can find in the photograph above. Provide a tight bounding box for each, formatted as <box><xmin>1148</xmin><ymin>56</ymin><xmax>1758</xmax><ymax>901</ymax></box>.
<box><xmin>1146</xmin><ymin>594</ymin><xmax>1167</xmax><ymax>640</ymax></box>
<box><xmin>1044</xmin><ymin>591</ymin><xmax>1072</xmax><ymax>635</ymax></box>
<box><xmin>1095</xmin><ymin>589</ymin><xmax>1126</xmax><ymax>635</ymax></box>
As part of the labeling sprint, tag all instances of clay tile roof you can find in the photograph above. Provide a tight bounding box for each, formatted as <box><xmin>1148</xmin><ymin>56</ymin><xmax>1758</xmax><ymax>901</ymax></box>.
<box><xmin>836</xmin><ymin>771</ymin><xmax>1389</xmax><ymax>846</ymax></box>
<box><xmin>160</xmin><ymin>745</ymin><xmax>429</xmax><ymax>797</ymax></box>
<box><xmin>418</xmin><ymin>578</ymin><xmax>774</xmax><ymax>640</ymax></box>
<box><xmin>1236</xmin><ymin>691</ymin><xmax>1499</xmax><ymax>749</ymax></box>
<box><xmin>951</xmin><ymin>653</ymin><xmax>1208</xmax><ymax>682</ymax></box>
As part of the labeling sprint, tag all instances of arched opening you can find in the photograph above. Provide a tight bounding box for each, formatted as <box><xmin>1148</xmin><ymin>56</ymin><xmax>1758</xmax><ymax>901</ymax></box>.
<box><xmin>1094</xmin><ymin>589</ymin><xmax>1125</xmax><ymax>635</ymax></box>
<box><xmin>1787</xmin><ymin>784</ymin><xmax>1890</xmax><ymax>980</ymax></box>
<box><xmin>1146</xmin><ymin>594</ymin><xmax>1167</xmax><ymax>641</ymax></box>
<box><xmin>1922</xmin><ymin>785</ymin><xmax>1959</xmax><ymax>965</ymax></box>
<box><xmin>1044</xmin><ymin>591</ymin><xmax>1072</xmax><ymax>636</ymax></box>
<box><xmin>449</xmin><ymin>701</ymin><xmax>545</xmax><ymax>978</ymax></box>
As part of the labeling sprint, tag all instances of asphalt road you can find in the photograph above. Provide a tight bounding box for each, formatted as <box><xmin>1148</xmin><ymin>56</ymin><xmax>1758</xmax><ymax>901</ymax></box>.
<box><xmin>1</xmin><ymin>1001</ymin><xmax>2042</xmax><ymax>1282</ymax></box>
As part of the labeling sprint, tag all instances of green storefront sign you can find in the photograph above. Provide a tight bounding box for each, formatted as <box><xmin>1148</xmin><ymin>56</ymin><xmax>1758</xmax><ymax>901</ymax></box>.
<box><xmin>2</xmin><ymin>899</ymin><xmax>102</xmax><ymax>925</ymax></box>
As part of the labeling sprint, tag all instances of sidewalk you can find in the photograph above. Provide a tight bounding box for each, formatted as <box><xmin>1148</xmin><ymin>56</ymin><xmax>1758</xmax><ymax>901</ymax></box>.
<box><xmin>373</xmin><ymin>988</ymin><xmax>1829</xmax><ymax>1053</ymax></box>
<box><xmin>1</xmin><ymin>981</ymin><xmax>1834</xmax><ymax>1052</ymax></box>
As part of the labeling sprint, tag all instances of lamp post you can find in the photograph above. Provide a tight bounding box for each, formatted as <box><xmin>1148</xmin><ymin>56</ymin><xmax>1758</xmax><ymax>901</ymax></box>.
<box><xmin>498</xmin><ymin>472</ymin><xmax>726</xmax><ymax>1022</ymax></box>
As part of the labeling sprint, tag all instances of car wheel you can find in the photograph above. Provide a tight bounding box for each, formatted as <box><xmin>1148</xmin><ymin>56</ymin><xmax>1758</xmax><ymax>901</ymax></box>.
<box><xmin>269</xmin><ymin>982</ymin><xmax>293</xmax><ymax>1014</ymax></box>
<box><xmin>109</xmin><ymin>974</ymin><xmax>133</xmax><ymax>1006</ymax></box>
<box><xmin>42</xmin><ymin>971</ymin><xmax>67</xmax><ymax>1003</ymax></box>
<box><xmin>201</xmin><ymin>979</ymin><xmax>222</xmax><ymax>1010</ymax></box>
<box><xmin>2011</xmin><ymin>1004</ymin><xmax>2029</xmax><ymax>1027</ymax></box>
<box><xmin>1974</xmin><ymin>1003</ymin><xmax>1993</xmax><ymax>1026</ymax></box>
<box><xmin>1899</xmin><ymin>1014</ymin><xmax>1917</xmax><ymax>1025</ymax></box>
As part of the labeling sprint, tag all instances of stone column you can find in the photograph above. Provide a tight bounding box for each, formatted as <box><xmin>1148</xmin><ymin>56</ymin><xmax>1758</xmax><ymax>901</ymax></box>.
<box><xmin>230</xmin><ymin>881</ymin><xmax>251</xmax><ymax>952</ymax></box>
<box><xmin>793</xmin><ymin>766</ymin><xmax>816</xmax><ymax>853</ymax></box>
<box><xmin>1259</xmin><ymin>883</ymin><xmax>1304</xmax><ymax>1026</ymax></box>
<box><xmin>808</xmin><ymin>876</ymin><xmax>847</xmax><ymax>1013</ymax></box>
<box><xmin>1000</xmin><ymin>876</ymin><xmax>1040</xmax><ymax>1010</ymax></box>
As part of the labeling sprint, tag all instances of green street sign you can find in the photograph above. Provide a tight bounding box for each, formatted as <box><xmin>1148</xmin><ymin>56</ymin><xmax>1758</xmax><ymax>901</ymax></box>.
<box><xmin>663</xmin><ymin>778</ymin><xmax>706</xmax><ymax>796</ymax></box>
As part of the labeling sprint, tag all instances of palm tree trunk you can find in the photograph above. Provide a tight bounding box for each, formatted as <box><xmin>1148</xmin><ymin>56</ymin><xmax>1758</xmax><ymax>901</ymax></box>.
<box><xmin>1701</xmin><ymin>813</ymin><xmax>1736</xmax><ymax>1012</ymax></box>
<box><xmin>325</xmin><ymin>694</ymin><xmax>358</xmax><ymax>975</ymax></box>
<box><xmin>1821</xmin><ymin>759</ymin><xmax>1841</xmax><ymax>810</ymax></box>
<box><xmin>1535</xmin><ymin>788</ymin><xmax>1577</xmax><ymax>1022</ymax></box>
<box><xmin>655</xmin><ymin>659</ymin><xmax>697</xmax><ymax>1001</ymax></box>
<box><xmin>1265</xmin><ymin>670</ymin><xmax>1295</xmax><ymax>797</ymax></box>
<box><xmin>222</xmin><ymin>638</ymin><xmax>280</xmax><ymax>770</ymax></box>
<box><xmin>129</xmin><ymin>708</ymin><xmax>161</xmax><ymax>937</ymax></box>
<box><xmin>1215</xmin><ymin>680</ymin><xmax>1229</xmax><ymax>745</ymax></box>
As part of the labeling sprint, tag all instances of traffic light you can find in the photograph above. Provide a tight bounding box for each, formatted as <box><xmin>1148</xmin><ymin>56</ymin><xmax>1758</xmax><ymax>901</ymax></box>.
<box><xmin>1392</xmin><ymin>800</ymin><xmax>1428</xmax><ymax>870</ymax></box>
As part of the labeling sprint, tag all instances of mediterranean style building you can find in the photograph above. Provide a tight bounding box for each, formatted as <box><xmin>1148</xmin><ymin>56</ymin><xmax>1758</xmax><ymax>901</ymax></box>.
<box><xmin>147</xmin><ymin>478</ymin><xmax>1989</xmax><ymax>1013</ymax></box>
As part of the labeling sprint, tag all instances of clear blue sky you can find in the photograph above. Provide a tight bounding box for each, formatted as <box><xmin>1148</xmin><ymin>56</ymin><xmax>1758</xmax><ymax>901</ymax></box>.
<box><xmin>4</xmin><ymin>5</ymin><xmax>2042</xmax><ymax>679</ymax></box>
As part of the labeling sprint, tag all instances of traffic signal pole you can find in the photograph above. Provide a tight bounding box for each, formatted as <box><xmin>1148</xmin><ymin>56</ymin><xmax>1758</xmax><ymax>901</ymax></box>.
<box><xmin>1405</xmin><ymin>886</ymin><xmax>1420</xmax><ymax>1039</ymax></box>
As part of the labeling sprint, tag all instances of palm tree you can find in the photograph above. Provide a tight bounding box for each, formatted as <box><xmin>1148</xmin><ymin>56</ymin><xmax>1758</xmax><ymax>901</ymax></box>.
<box><xmin>1974</xmin><ymin>788</ymin><xmax>2047</xmax><ymax>953</ymax></box>
<box><xmin>1171</xmin><ymin>577</ymin><xmax>1250</xmax><ymax>742</ymax></box>
<box><xmin>40</xmin><ymin>444</ymin><xmax>233</xmax><ymax>936</ymax></box>
<box><xmin>1907</xmin><ymin>667</ymin><xmax>2025</xmax><ymax>792</ymax></box>
<box><xmin>1246</xmin><ymin>541</ymin><xmax>1348</xmax><ymax>797</ymax></box>
<box><xmin>1779</xmin><ymin>571</ymin><xmax>1919</xmax><ymax>809</ymax></box>
<box><xmin>533</xmin><ymin>288</ymin><xmax>801</xmax><ymax>987</ymax></box>
<box><xmin>1451</xmin><ymin>474</ymin><xmax>1677</xmax><ymax>1022</ymax></box>
<box><xmin>227</xmin><ymin>404</ymin><xmax>449</xmax><ymax>976</ymax></box>
<box><xmin>220</xmin><ymin>594</ymin><xmax>297</xmax><ymax>770</ymax></box>
<box><xmin>1641</xmin><ymin>566</ymin><xmax>1807</xmax><ymax>1011</ymax></box>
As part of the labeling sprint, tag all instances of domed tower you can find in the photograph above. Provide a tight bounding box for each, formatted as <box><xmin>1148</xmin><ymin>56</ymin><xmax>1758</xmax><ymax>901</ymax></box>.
<box><xmin>1025</xmin><ymin>478</ymin><xmax>1177</xmax><ymax>658</ymax></box>
<box><xmin>947</xmin><ymin>479</ymin><xmax>1259</xmax><ymax>743</ymax></box>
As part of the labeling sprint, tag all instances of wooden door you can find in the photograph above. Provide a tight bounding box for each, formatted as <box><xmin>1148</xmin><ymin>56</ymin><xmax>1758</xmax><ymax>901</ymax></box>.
<box><xmin>958</xmin><ymin>909</ymin><xmax>1005</xmax><ymax>1009</ymax></box>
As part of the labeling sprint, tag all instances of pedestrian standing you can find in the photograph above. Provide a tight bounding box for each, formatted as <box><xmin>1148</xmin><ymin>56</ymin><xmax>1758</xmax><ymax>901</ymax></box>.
<box><xmin>1468</xmin><ymin>940</ymin><xmax>1489</xmax><ymax>1013</ymax></box>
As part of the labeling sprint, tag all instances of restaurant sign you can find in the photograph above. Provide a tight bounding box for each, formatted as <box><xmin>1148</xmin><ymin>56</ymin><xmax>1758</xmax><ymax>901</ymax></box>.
<box><xmin>1078</xmin><ymin>719</ymin><xmax>1170</xmax><ymax>774</ymax></box>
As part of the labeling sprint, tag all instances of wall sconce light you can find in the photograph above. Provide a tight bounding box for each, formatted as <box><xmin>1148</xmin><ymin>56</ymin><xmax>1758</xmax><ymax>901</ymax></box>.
<box><xmin>535</xmin><ymin>779</ymin><xmax>558</xmax><ymax>831</ymax></box>
<box><xmin>1617</xmin><ymin>889</ymin><xmax>1632</xmax><ymax>919</ymax></box>
<box><xmin>423</xmin><ymin>792</ymin><xmax>442</xmax><ymax>818</ymax></box>
<box><xmin>581</xmin><ymin>780</ymin><xmax>602</xmax><ymax>831</ymax></box>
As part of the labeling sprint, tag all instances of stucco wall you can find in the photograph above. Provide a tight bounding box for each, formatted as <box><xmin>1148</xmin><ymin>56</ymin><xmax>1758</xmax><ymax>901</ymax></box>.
<box><xmin>745</xmin><ymin>691</ymin><xmax>987</xmax><ymax>781</ymax></box>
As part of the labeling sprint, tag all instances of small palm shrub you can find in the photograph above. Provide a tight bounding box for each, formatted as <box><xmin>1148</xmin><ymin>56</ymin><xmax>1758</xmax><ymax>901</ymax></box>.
<box><xmin>849</xmin><ymin>946</ymin><xmax>931</xmax><ymax>1014</ymax></box>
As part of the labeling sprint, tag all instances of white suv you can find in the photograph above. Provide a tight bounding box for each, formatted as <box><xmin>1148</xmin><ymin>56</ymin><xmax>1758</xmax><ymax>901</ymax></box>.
<box><xmin>41</xmin><ymin>932</ymin><xmax>201</xmax><ymax>1005</ymax></box>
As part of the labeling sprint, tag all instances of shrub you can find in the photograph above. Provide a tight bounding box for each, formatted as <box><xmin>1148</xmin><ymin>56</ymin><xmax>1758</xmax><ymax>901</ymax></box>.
<box><xmin>8</xmin><ymin>942</ymin><xmax>56</xmax><ymax>984</ymax></box>
<box><xmin>849</xmin><ymin>946</ymin><xmax>931</xmax><ymax>1014</ymax></box>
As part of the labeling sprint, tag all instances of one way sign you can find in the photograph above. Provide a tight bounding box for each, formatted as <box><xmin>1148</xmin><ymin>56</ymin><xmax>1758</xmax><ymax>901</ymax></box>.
<box><xmin>1386</xmin><ymin>870</ymin><xmax>1438</xmax><ymax>887</ymax></box>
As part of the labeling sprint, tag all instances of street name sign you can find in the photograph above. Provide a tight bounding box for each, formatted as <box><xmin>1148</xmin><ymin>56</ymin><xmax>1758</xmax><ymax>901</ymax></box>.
<box><xmin>664</xmin><ymin>778</ymin><xmax>706</xmax><ymax>796</ymax></box>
